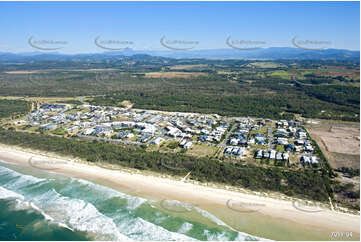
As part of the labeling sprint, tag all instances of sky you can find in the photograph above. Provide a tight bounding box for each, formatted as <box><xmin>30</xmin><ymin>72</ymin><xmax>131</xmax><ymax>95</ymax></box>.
<box><xmin>0</xmin><ymin>1</ymin><xmax>359</xmax><ymax>53</ymax></box>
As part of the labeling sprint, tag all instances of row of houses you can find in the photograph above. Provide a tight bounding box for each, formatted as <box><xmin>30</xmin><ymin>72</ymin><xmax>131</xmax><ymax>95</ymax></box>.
<box><xmin>224</xmin><ymin>146</ymin><xmax>245</xmax><ymax>156</ymax></box>
<box><xmin>179</xmin><ymin>139</ymin><xmax>193</xmax><ymax>149</ymax></box>
<box><xmin>301</xmin><ymin>156</ymin><xmax>319</xmax><ymax>165</ymax></box>
<box><xmin>255</xmin><ymin>149</ymin><xmax>289</xmax><ymax>161</ymax></box>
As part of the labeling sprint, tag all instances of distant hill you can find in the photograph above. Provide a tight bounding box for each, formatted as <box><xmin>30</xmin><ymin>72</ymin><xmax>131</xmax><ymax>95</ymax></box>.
<box><xmin>0</xmin><ymin>47</ymin><xmax>359</xmax><ymax>62</ymax></box>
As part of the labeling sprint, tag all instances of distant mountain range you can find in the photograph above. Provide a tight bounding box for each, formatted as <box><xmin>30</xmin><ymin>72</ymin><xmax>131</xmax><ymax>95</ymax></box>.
<box><xmin>0</xmin><ymin>47</ymin><xmax>359</xmax><ymax>62</ymax></box>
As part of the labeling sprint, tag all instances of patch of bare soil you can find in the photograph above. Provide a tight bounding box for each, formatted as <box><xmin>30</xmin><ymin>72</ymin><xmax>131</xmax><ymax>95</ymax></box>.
<box><xmin>310</xmin><ymin>126</ymin><xmax>360</xmax><ymax>155</ymax></box>
<box><xmin>145</xmin><ymin>72</ymin><xmax>207</xmax><ymax>79</ymax></box>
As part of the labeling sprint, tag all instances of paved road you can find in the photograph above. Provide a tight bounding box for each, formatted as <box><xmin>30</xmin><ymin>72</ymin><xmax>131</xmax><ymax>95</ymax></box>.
<box><xmin>268</xmin><ymin>126</ymin><xmax>274</xmax><ymax>149</ymax></box>
<box><xmin>220</xmin><ymin>122</ymin><xmax>237</xmax><ymax>147</ymax></box>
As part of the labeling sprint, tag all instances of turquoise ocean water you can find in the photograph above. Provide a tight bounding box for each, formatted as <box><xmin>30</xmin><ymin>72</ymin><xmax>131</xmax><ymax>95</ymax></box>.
<box><xmin>0</xmin><ymin>160</ymin><xmax>265</xmax><ymax>241</ymax></box>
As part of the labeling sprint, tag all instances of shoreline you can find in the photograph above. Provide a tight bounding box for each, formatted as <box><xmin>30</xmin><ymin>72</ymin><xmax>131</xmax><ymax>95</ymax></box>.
<box><xmin>0</xmin><ymin>144</ymin><xmax>359</xmax><ymax>241</ymax></box>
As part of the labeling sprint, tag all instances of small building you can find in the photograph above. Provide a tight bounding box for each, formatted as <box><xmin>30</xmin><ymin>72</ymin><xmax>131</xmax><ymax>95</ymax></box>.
<box><xmin>269</xmin><ymin>150</ymin><xmax>276</xmax><ymax>160</ymax></box>
<box><xmin>183</xmin><ymin>141</ymin><xmax>193</xmax><ymax>149</ymax></box>
<box><xmin>230</xmin><ymin>138</ymin><xmax>239</xmax><ymax>146</ymax></box>
<box><xmin>224</xmin><ymin>147</ymin><xmax>233</xmax><ymax>154</ymax></box>
<box><xmin>282</xmin><ymin>152</ymin><xmax>289</xmax><ymax>161</ymax></box>
<box><xmin>276</xmin><ymin>152</ymin><xmax>283</xmax><ymax>161</ymax></box>
<box><xmin>179</xmin><ymin>139</ymin><xmax>187</xmax><ymax>147</ymax></box>
<box><xmin>40</xmin><ymin>123</ymin><xmax>57</xmax><ymax>130</ymax></box>
<box><xmin>150</xmin><ymin>137</ymin><xmax>165</xmax><ymax>145</ymax></box>
<box><xmin>255</xmin><ymin>149</ymin><xmax>263</xmax><ymax>159</ymax></box>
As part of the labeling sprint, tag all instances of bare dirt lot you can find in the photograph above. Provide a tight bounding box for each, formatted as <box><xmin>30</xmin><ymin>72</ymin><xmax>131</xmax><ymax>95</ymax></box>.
<box><xmin>169</xmin><ymin>64</ymin><xmax>208</xmax><ymax>70</ymax></box>
<box><xmin>307</xmin><ymin>122</ymin><xmax>360</xmax><ymax>169</ymax></box>
<box><xmin>145</xmin><ymin>72</ymin><xmax>208</xmax><ymax>79</ymax></box>
<box><xmin>311</xmin><ymin>126</ymin><xmax>360</xmax><ymax>155</ymax></box>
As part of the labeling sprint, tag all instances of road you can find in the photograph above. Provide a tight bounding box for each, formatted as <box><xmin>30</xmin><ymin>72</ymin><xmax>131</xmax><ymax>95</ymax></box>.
<box><xmin>220</xmin><ymin>122</ymin><xmax>237</xmax><ymax>147</ymax></box>
<box><xmin>268</xmin><ymin>126</ymin><xmax>274</xmax><ymax>149</ymax></box>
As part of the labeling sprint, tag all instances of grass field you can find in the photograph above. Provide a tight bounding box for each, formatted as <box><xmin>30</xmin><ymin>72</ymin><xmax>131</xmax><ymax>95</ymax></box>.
<box><xmin>185</xmin><ymin>144</ymin><xmax>218</xmax><ymax>157</ymax></box>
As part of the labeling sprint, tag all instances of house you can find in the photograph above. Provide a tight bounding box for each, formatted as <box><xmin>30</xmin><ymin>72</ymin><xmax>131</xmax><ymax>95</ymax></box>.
<box><xmin>255</xmin><ymin>149</ymin><xmax>263</xmax><ymax>159</ymax></box>
<box><xmin>137</xmin><ymin>135</ymin><xmax>151</xmax><ymax>143</ymax></box>
<box><xmin>301</xmin><ymin>156</ymin><xmax>310</xmax><ymax>164</ymax></box>
<box><xmin>13</xmin><ymin>120</ymin><xmax>27</xmax><ymax>126</ymax></box>
<box><xmin>311</xmin><ymin>156</ymin><xmax>318</xmax><ymax>165</ymax></box>
<box><xmin>183</xmin><ymin>141</ymin><xmax>193</xmax><ymax>149</ymax></box>
<box><xmin>40</xmin><ymin>104</ymin><xmax>66</xmax><ymax>111</ymax></box>
<box><xmin>66</xmin><ymin>126</ymin><xmax>79</xmax><ymax>134</ymax></box>
<box><xmin>304</xmin><ymin>145</ymin><xmax>314</xmax><ymax>152</ymax></box>
<box><xmin>40</xmin><ymin>123</ymin><xmax>57</xmax><ymax>130</ymax></box>
<box><xmin>150</xmin><ymin>137</ymin><xmax>164</xmax><ymax>145</ymax></box>
<box><xmin>284</xmin><ymin>144</ymin><xmax>295</xmax><ymax>151</ymax></box>
<box><xmin>230</xmin><ymin>138</ymin><xmax>239</xmax><ymax>146</ymax></box>
<box><xmin>126</xmin><ymin>133</ymin><xmax>134</xmax><ymax>139</ymax></box>
<box><xmin>282</xmin><ymin>152</ymin><xmax>289</xmax><ymax>161</ymax></box>
<box><xmin>297</xmin><ymin>131</ymin><xmax>307</xmax><ymax>139</ymax></box>
<box><xmin>248</xmin><ymin>138</ymin><xmax>255</xmax><ymax>145</ymax></box>
<box><xmin>83</xmin><ymin>128</ymin><xmax>95</xmax><ymax>135</ymax></box>
<box><xmin>276</xmin><ymin>152</ymin><xmax>283</xmax><ymax>161</ymax></box>
<box><xmin>166</xmin><ymin>126</ymin><xmax>181</xmax><ymax>137</ymax></box>
<box><xmin>103</xmin><ymin>130</ymin><xmax>113</xmax><ymax>137</ymax></box>
<box><xmin>147</xmin><ymin>115</ymin><xmax>162</xmax><ymax>124</ymax></box>
<box><xmin>277</xmin><ymin>137</ymin><xmax>289</xmax><ymax>145</ymax></box>
<box><xmin>179</xmin><ymin>139</ymin><xmax>187</xmax><ymax>147</ymax></box>
<box><xmin>263</xmin><ymin>150</ymin><xmax>270</xmax><ymax>159</ymax></box>
<box><xmin>269</xmin><ymin>150</ymin><xmax>276</xmax><ymax>160</ymax></box>
<box><xmin>224</xmin><ymin>147</ymin><xmax>233</xmax><ymax>154</ymax></box>
<box><xmin>116</xmin><ymin>131</ymin><xmax>128</xmax><ymax>139</ymax></box>
<box><xmin>294</xmin><ymin>139</ymin><xmax>305</xmax><ymax>145</ymax></box>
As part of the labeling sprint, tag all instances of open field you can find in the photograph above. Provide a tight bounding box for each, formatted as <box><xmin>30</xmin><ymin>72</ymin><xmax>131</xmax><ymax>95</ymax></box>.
<box><xmin>169</xmin><ymin>64</ymin><xmax>208</xmax><ymax>70</ymax></box>
<box><xmin>144</xmin><ymin>71</ymin><xmax>208</xmax><ymax>78</ymax></box>
<box><xmin>306</xmin><ymin>121</ymin><xmax>360</xmax><ymax>169</ymax></box>
<box><xmin>247</xmin><ymin>62</ymin><xmax>286</xmax><ymax>68</ymax></box>
<box><xmin>310</xmin><ymin>126</ymin><xmax>359</xmax><ymax>155</ymax></box>
<box><xmin>185</xmin><ymin>144</ymin><xmax>219</xmax><ymax>157</ymax></box>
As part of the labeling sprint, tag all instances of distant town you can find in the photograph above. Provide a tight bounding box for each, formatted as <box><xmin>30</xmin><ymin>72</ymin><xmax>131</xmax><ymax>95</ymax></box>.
<box><xmin>10</xmin><ymin>101</ymin><xmax>320</xmax><ymax>168</ymax></box>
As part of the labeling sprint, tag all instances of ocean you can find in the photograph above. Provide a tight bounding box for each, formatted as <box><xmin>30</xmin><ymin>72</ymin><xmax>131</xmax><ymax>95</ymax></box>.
<box><xmin>0</xmin><ymin>160</ymin><xmax>264</xmax><ymax>241</ymax></box>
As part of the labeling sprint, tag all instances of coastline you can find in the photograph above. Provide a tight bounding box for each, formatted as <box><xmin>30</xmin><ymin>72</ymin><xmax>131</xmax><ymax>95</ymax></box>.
<box><xmin>0</xmin><ymin>144</ymin><xmax>359</xmax><ymax>241</ymax></box>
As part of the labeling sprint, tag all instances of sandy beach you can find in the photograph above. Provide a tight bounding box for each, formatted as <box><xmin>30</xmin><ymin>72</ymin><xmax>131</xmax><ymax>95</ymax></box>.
<box><xmin>0</xmin><ymin>144</ymin><xmax>359</xmax><ymax>241</ymax></box>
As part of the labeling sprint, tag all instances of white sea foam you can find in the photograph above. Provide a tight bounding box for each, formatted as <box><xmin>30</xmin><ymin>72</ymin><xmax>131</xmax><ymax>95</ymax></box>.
<box><xmin>31</xmin><ymin>188</ymin><xmax>132</xmax><ymax>241</ymax></box>
<box><xmin>117</xmin><ymin>216</ymin><xmax>198</xmax><ymax>241</ymax></box>
<box><xmin>0</xmin><ymin>164</ymin><xmax>269</xmax><ymax>241</ymax></box>
<box><xmin>0</xmin><ymin>166</ymin><xmax>46</xmax><ymax>189</ymax></box>
<box><xmin>204</xmin><ymin>230</ymin><xmax>231</xmax><ymax>241</ymax></box>
<box><xmin>0</xmin><ymin>186</ymin><xmax>74</xmax><ymax>231</ymax></box>
<box><xmin>195</xmin><ymin>207</ymin><xmax>232</xmax><ymax>228</ymax></box>
<box><xmin>0</xmin><ymin>186</ymin><xmax>24</xmax><ymax>200</ymax></box>
<box><xmin>177</xmin><ymin>222</ymin><xmax>193</xmax><ymax>234</ymax></box>
<box><xmin>70</xmin><ymin>177</ymin><xmax>147</xmax><ymax>210</ymax></box>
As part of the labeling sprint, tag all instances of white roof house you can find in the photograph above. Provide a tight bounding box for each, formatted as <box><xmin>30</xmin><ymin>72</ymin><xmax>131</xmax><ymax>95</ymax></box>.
<box><xmin>184</xmin><ymin>141</ymin><xmax>193</xmax><ymax>149</ymax></box>
<box><xmin>151</xmin><ymin>137</ymin><xmax>165</xmax><ymax>145</ymax></box>
<box><xmin>230</xmin><ymin>138</ymin><xmax>239</xmax><ymax>146</ymax></box>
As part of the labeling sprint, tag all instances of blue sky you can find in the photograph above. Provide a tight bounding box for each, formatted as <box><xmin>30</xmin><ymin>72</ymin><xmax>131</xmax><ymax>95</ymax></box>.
<box><xmin>0</xmin><ymin>1</ymin><xmax>359</xmax><ymax>53</ymax></box>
